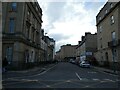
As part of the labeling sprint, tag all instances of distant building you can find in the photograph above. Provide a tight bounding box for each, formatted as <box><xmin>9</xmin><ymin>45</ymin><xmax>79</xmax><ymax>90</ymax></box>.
<box><xmin>0</xmin><ymin>1</ymin><xmax>1</xmax><ymax>66</ymax></box>
<box><xmin>55</xmin><ymin>50</ymin><xmax>61</xmax><ymax>61</ymax></box>
<box><xmin>44</xmin><ymin>36</ymin><xmax>55</xmax><ymax>63</ymax></box>
<box><xmin>76</xmin><ymin>41</ymin><xmax>81</xmax><ymax>62</ymax></box>
<box><xmin>79</xmin><ymin>32</ymin><xmax>97</xmax><ymax>64</ymax></box>
<box><xmin>95</xmin><ymin>1</ymin><xmax>120</xmax><ymax>70</ymax></box>
<box><xmin>39</xmin><ymin>29</ymin><xmax>47</xmax><ymax>63</ymax></box>
<box><xmin>56</xmin><ymin>44</ymin><xmax>77</xmax><ymax>62</ymax></box>
<box><xmin>2</xmin><ymin>2</ymin><xmax>42</xmax><ymax>69</ymax></box>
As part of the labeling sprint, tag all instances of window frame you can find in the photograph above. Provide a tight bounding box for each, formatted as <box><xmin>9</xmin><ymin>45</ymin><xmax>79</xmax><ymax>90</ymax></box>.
<box><xmin>11</xmin><ymin>2</ymin><xmax>17</xmax><ymax>12</ymax></box>
<box><xmin>111</xmin><ymin>15</ymin><xmax>115</xmax><ymax>24</ymax></box>
<box><xmin>9</xmin><ymin>18</ymin><xmax>15</xmax><ymax>33</ymax></box>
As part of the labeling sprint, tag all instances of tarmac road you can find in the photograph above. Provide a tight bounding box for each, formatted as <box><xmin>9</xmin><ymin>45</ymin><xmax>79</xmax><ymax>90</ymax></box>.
<box><xmin>2</xmin><ymin>62</ymin><xmax>119</xmax><ymax>89</ymax></box>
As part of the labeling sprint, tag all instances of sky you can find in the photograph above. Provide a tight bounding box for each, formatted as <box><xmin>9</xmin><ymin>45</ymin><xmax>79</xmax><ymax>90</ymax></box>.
<box><xmin>38</xmin><ymin>0</ymin><xmax>107</xmax><ymax>52</ymax></box>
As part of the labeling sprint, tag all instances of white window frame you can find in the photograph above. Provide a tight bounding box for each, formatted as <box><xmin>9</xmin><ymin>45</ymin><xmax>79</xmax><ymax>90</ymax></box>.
<box><xmin>111</xmin><ymin>15</ymin><xmax>115</xmax><ymax>24</ymax></box>
<box><xmin>105</xmin><ymin>9</ymin><xmax>108</xmax><ymax>14</ymax></box>
<box><xmin>110</xmin><ymin>3</ymin><xmax>113</xmax><ymax>8</ymax></box>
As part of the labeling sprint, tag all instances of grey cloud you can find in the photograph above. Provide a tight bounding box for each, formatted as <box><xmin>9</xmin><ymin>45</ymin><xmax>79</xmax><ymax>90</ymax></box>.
<box><xmin>46</xmin><ymin>2</ymin><xmax>66</xmax><ymax>23</ymax></box>
<box><xmin>41</xmin><ymin>1</ymin><xmax>106</xmax><ymax>51</ymax></box>
<box><xmin>50</xmin><ymin>33</ymin><xmax>70</xmax><ymax>41</ymax></box>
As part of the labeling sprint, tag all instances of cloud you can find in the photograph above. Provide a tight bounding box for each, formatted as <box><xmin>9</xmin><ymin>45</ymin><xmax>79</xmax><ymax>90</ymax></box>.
<box><xmin>46</xmin><ymin>2</ymin><xmax>66</xmax><ymax>23</ymax></box>
<box><xmin>49</xmin><ymin>33</ymin><xmax>70</xmax><ymax>41</ymax></box>
<box><xmin>38</xmin><ymin>1</ymin><xmax>107</xmax><ymax>51</ymax></box>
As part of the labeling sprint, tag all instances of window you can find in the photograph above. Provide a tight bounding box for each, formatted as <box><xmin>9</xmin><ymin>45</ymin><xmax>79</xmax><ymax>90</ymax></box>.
<box><xmin>99</xmin><ymin>16</ymin><xmax>101</xmax><ymax>21</ymax></box>
<box><xmin>112</xmin><ymin>32</ymin><xmax>116</xmax><ymax>41</ymax></box>
<box><xmin>112</xmin><ymin>32</ymin><xmax>116</xmax><ymax>45</ymax></box>
<box><xmin>32</xmin><ymin>29</ymin><xmax>34</xmax><ymax>41</ymax></box>
<box><xmin>105</xmin><ymin>9</ymin><xmax>108</xmax><ymax>14</ymax></box>
<box><xmin>27</xmin><ymin>11</ymin><xmax>30</xmax><ymax>16</ymax></box>
<box><xmin>26</xmin><ymin>25</ymin><xmax>30</xmax><ymax>39</ymax></box>
<box><xmin>111</xmin><ymin>15</ymin><xmax>115</xmax><ymax>24</ymax></box>
<box><xmin>110</xmin><ymin>3</ymin><xmax>113</xmax><ymax>8</ymax></box>
<box><xmin>36</xmin><ymin>6</ymin><xmax>38</xmax><ymax>12</ymax></box>
<box><xmin>9</xmin><ymin>18</ymin><xmax>15</xmax><ymax>33</ymax></box>
<box><xmin>35</xmin><ymin>20</ymin><xmax>37</xmax><ymax>29</ymax></box>
<box><xmin>27</xmin><ymin>10</ymin><xmax>31</xmax><ymax>21</ymax></box>
<box><xmin>99</xmin><ymin>26</ymin><xmax>102</xmax><ymax>33</ymax></box>
<box><xmin>112</xmin><ymin>49</ymin><xmax>117</xmax><ymax>62</ymax></box>
<box><xmin>11</xmin><ymin>2</ymin><xmax>17</xmax><ymax>11</ymax></box>
<box><xmin>25</xmin><ymin>50</ymin><xmax>29</xmax><ymax>63</ymax></box>
<box><xmin>100</xmin><ymin>38</ymin><xmax>102</xmax><ymax>48</ymax></box>
<box><xmin>6</xmin><ymin>47</ymin><xmax>13</xmax><ymax>64</ymax></box>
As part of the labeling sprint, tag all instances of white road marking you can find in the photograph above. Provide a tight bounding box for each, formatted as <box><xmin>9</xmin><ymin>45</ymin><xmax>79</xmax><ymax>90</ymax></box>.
<box><xmin>46</xmin><ymin>85</ymin><xmax>51</xmax><ymax>87</ymax></box>
<box><xmin>84</xmin><ymin>85</ymin><xmax>90</xmax><ymax>88</ymax></box>
<box><xmin>66</xmin><ymin>80</ymin><xmax>71</xmax><ymax>82</ymax></box>
<box><xmin>100</xmin><ymin>81</ymin><xmax>107</xmax><ymax>83</ymax></box>
<box><xmin>75</xmin><ymin>72</ymin><xmax>82</xmax><ymax>80</ymax></box>
<box><xmin>92</xmin><ymin>78</ymin><xmax>100</xmax><ymax>81</ymax></box>
<box><xmin>104</xmin><ymin>79</ymin><xmax>115</xmax><ymax>82</ymax></box>
<box><xmin>93</xmin><ymin>67</ymin><xmax>118</xmax><ymax>76</ymax></box>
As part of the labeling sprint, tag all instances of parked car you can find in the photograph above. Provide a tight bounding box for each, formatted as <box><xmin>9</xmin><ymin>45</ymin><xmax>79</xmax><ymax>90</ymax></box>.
<box><xmin>69</xmin><ymin>59</ymin><xmax>75</xmax><ymax>64</ymax></box>
<box><xmin>79</xmin><ymin>61</ymin><xmax>90</xmax><ymax>68</ymax></box>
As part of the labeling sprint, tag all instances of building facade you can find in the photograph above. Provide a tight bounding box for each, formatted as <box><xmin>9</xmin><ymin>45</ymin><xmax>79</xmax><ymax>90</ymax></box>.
<box><xmin>2</xmin><ymin>2</ymin><xmax>43</xmax><ymax>69</ymax></box>
<box><xmin>75</xmin><ymin>41</ymin><xmax>81</xmax><ymax>62</ymax></box>
<box><xmin>95</xmin><ymin>1</ymin><xmax>120</xmax><ymax>70</ymax></box>
<box><xmin>55</xmin><ymin>50</ymin><xmax>61</xmax><ymax>61</ymax></box>
<box><xmin>39</xmin><ymin>29</ymin><xmax>47</xmax><ymax>63</ymax></box>
<box><xmin>79</xmin><ymin>32</ymin><xmax>97</xmax><ymax>64</ymax></box>
<box><xmin>44</xmin><ymin>36</ymin><xmax>55</xmax><ymax>63</ymax></box>
<box><xmin>56</xmin><ymin>44</ymin><xmax>77</xmax><ymax>62</ymax></box>
<box><xmin>0</xmin><ymin>1</ymin><xmax>2</xmax><ymax>69</ymax></box>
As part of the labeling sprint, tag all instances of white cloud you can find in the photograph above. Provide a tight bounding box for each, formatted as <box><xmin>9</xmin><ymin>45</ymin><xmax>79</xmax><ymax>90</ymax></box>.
<box><xmin>38</xmin><ymin>1</ymin><xmax>106</xmax><ymax>51</ymax></box>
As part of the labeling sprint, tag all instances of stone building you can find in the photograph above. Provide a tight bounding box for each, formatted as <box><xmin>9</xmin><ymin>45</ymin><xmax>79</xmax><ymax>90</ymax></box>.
<box><xmin>56</xmin><ymin>44</ymin><xmax>77</xmax><ymax>62</ymax></box>
<box><xmin>75</xmin><ymin>41</ymin><xmax>81</xmax><ymax>63</ymax></box>
<box><xmin>2</xmin><ymin>2</ymin><xmax>42</xmax><ymax>69</ymax></box>
<box><xmin>39</xmin><ymin>29</ymin><xmax>47</xmax><ymax>63</ymax></box>
<box><xmin>95</xmin><ymin>1</ymin><xmax>120</xmax><ymax>70</ymax></box>
<box><xmin>79</xmin><ymin>32</ymin><xmax>97</xmax><ymax>64</ymax></box>
<box><xmin>55</xmin><ymin>50</ymin><xmax>61</xmax><ymax>61</ymax></box>
<box><xmin>44</xmin><ymin>36</ymin><xmax>55</xmax><ymax>63</ymax></box>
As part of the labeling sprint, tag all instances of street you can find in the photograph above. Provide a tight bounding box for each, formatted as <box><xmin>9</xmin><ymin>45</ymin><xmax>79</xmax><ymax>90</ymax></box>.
<box><xmin>2</xmin><ymin>62</ymin><xmax>119</xmax><ymax>89</ymax></box>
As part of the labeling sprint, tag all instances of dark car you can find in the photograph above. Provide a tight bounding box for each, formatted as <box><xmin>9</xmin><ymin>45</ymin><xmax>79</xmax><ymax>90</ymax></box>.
<box><xmin>69</xmin><ymin>59</ymin><xmax>75</xmax><ymax>64</ymax></box>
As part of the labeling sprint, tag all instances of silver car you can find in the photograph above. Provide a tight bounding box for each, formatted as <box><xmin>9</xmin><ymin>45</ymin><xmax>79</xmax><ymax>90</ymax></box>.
<box><xmin>79</xmin><ymin>61</ymin><xmax>90</xmax><ymax>68</ymax></box>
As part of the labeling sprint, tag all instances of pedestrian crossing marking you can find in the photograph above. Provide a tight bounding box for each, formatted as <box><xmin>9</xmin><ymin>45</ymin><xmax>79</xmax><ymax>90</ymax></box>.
<box><xmin>46</xmin><ymin>85</ymin><xmax>51</xmax><ymax>87</ymax></box>
<box><xmin>93</xmin><ymin>79</ymin><xmax>100</xmax><ymax>81</ymax></box>
<box><xmin>66</xmin><ymin>80</ymin><xmax>71</xmax><ymax>82</ymax></box>
<box><xmin>3</xmin><ymin>77</ymin><xmax>117</xmax><ymax>86</ymax></box>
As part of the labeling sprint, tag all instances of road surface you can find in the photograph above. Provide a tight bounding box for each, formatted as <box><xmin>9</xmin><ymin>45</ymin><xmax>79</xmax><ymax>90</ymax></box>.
<box><xmin>2</xmin><ymin>62</ymin><xmax>119</xmax><ymax>89</ymax></box>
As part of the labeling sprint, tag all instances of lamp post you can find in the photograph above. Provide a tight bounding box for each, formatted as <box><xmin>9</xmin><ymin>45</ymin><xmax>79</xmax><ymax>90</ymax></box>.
<box><xmin>44</xmin><ymin>33</ymin><xmax>47</xmax><ymax>63</ymax></box>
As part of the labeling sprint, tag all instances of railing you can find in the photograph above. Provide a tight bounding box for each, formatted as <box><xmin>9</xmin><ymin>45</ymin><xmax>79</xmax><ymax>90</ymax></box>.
<box><xmin>108</xmin><ymin>39</ymin><xmax>120</xmax><ymax>48</ymax></box>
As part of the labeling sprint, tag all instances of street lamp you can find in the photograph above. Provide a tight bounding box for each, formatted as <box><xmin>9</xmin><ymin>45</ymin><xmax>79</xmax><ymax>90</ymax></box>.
<box><xmin>44</xmin><ymin>33</ymin><xmax>48</xmax><ymax>63</ymax></box>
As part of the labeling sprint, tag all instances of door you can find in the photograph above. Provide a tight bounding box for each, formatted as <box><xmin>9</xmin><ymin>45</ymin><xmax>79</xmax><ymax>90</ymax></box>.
<box><xmin>6</xmin><ymin>47</ymin><xmax>13</xmax><ymax>64</ymax></box>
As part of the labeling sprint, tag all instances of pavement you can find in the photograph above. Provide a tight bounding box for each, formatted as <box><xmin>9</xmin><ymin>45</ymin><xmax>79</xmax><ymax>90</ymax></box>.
<box><xmin>92</xmin><ymin>66</ymin><xmax>119</xmax><ymax>76</ymax></box>
<box><xmin>2</xmin><ymin>63</ymin><xmax>57</xmax><ymax>79</ymax></box>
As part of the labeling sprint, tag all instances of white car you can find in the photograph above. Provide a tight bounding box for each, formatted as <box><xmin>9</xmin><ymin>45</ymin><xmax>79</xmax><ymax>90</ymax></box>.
<box><xmin>79</xmin><ymin>61</ymin><xmax>90</xmax><ymax>68</ymax></box>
